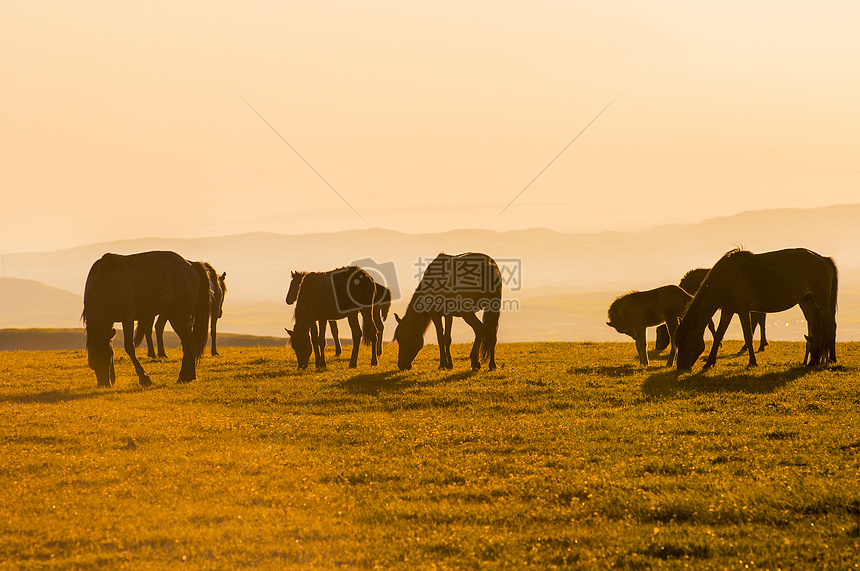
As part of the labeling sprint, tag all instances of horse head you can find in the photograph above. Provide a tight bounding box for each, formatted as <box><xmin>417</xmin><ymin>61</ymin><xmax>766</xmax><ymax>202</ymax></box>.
<box><xmin>86</xmin><ymin>326</ymin><xmax>117</xmax><ymax>387</ymax></box>
<box><xmin>393</xmin><ymin>313</ymin><xmax>424</xmax><ymax>371</ymax></box>
<box><xmin>286</xmin><ymin>326</ymin><xmax>312</xmax><ymax>369</ymax></box>
<box><xmin>285</xmin><ymin>271</ymin><xmax>306</xmax><ymax>305</ymax></box>
<box><xmin>675</xmin><ymin>316</ymin><xmax>705</xmax><ymax>370</ymax></box>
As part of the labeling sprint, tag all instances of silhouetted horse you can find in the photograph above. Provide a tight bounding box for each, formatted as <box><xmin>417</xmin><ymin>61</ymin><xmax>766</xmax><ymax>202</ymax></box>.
<box><xmin>82</xmin><ymin>251</ymin><xmax>211</xmax><ymax>387</ymax></box>
<box><xmin>393</xmin><ymin>252</ymin><xmax>501</xmax><ymax>371</ymax></box>
<box><xmin>286</xmin><ymin>271</ymin><xmax>390</xmax><ymax>367</ymax></box>
<box><xmin>675</xmin><ymin>248</ymin><xmax>838</xmax><ymax>371</ymax></box>
<box><xmin>606</xmin><ymin>285</ymin><xmax>691</xmax><ymax>367</ymax></box>
<box><xmin>655</xmin><ymin>267</ymin><xmax>767</xmax><ymax>353</ymax></box>
<box><xmin>285</xmin><ymin>267</ymin><xmax>378</xmax><ymax>369</ymax></box>
<box><xmin>134</xmin><ymin>263</ymin><xmax>226</xmax><ymax>357</ymax></box>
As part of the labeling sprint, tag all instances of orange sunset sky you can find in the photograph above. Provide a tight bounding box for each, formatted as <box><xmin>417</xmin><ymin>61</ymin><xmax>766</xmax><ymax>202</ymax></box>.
<box><xmin>2</xmin><ymin>1</ymin><xmax>860</xmax><ymax>253</ymax></box>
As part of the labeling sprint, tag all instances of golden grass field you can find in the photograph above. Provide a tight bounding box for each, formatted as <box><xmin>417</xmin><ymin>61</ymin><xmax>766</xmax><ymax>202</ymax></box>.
<box><xmin>1</xmin><ymin>340</ymin><xmax>859</xmax><ymax>569</ymax></box>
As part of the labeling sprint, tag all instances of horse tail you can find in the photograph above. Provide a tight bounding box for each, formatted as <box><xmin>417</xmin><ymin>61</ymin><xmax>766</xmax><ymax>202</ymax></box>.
<box><xmin>378</xmin><ymin>285</ymin><xmax>392</xmax><ymax>321</ymax></box>
<box><xmin>480</xmin><ymin>307</ymin><xmax>500</xmax><ymax>363</ymax></box>
<box><xmin>191</xmin><ymin>262</ymin><xmax>212</xmax><ymax>360</ymax></box>
<box><xmin>829</xmin><ymin>256</ymin><xmax>839</xmax><ymax>317</ymax></box>
<box><xmin>829</xmin><ymin>256</ymin><xmax>839</xmax><ymax>362</ymax></box>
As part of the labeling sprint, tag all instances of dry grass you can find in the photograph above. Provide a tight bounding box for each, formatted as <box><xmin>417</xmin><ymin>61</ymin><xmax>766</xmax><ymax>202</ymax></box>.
<box><xmin>1</xmin><ymin>340</ymin><xmax>859</xmax><ymax>569</ymax></box>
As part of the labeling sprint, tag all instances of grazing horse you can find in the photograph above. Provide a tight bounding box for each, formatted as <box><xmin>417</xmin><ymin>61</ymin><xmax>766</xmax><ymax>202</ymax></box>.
<box><xmin>82</xmin><ymin>251</ymin><xmax>211</xmax><ymax>387</ymax></box>
<box><xmin>134</xmin><ymin>264</ymin><xmax>226</xmax><ymax>357</ymax></box>
<box><xmin>393</xmin><ymin>252</ymin><xmax>501</xmax><ymax>371</ymax></box>
<box><xmin>286</xmin><ymin>272</ymin><xmax>390</xmax><ymax>367</ymax></box>
<box><xmin>606</xmin><ymin>285</ymin><xmax>691</xmax><ymax>367</ymax></box>
<box><xmin>287</xmin><ymin>272</ymin><xmax>392</xmax><ymax>362</ymax></box>
<box><xmin>675</xmin><ymin>248</ymin><xmax>838</xmax><ymax>371</ymax></box>
<box><xmin>655</xmin><ymin>268</ymin><xmax>767</xmax><ymax>353</ymax></box>
<box><xmin>285</xmin><ymin>267</ymin><xmax>378</xmax><ymax>369</ymax></box>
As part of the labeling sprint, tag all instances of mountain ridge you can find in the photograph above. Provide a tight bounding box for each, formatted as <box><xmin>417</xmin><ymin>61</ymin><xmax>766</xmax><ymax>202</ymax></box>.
<box><xmin>3</xmin><ymin>204</ymin><xmax>860</xmax><ymax>341</ymax></box>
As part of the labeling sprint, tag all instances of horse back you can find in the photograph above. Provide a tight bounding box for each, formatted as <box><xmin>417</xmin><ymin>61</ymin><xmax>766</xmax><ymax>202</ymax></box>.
<box><xmin>84</xmin><ymin>251</ymin><xmax>200</xmax><ymax>323</ymax></box>
<box><xmin>413</xmin><ymin>252</ymin><xmax>502</xmax><ymax>315</ymax></box>
<box><xmin>707</xmin><ymin>248</ymin><xmax>836</xmax><ymax>312</ymax></box>
<box><xmin>294</xmin><ymin>266</ymin><xmax>375</xmax><ymax>323</ymax></box>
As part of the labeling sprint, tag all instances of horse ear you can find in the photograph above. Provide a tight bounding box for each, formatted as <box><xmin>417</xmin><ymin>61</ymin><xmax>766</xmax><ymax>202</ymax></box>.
<box><xmin>605</xmin><ymin>321</ymin><xmax>611</xmax><ymax>327</ymax></box>
<box><xmin>285</xmin><ymin>328</ymin><xmax>293</xmax><ymax>335</ymax></box>
<box><xmin>395</xmin><ymin>313</ymin><xmax>402</xmax><ymax>324</ymax></box>
<box><xmin>220</xmin><ymin>272</ymin><xmax>226</xmax><ymax>280</ymax></box>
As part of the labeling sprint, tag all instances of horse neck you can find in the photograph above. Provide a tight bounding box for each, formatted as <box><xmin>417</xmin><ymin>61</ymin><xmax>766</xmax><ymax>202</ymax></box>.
<box><xmin>685</xmin><ymin>282</ymin><xmax>721</xmax><ymax>330</ymax></box>
<box><xmin>402</xmin><ymin>305</ymin><xmax>432</xmax><ymax>334</ymax></box>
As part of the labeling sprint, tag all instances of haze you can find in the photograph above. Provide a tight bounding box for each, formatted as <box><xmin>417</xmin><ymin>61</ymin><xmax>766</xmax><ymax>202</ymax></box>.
<box><xmin>3</xmin><ymin>2</ymin><xmax>860</xmax><ymax>253</ymax></box>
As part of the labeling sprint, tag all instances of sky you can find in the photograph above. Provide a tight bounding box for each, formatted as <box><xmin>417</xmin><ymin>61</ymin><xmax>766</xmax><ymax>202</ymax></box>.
<box><xmin>3</xmin><ymin>1</ymin><xmax>860</xmax><ymax>253</ymax></box>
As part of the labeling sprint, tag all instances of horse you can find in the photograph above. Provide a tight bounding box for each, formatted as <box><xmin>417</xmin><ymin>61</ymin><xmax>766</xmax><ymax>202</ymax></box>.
<box><xmin>675</xmin><ymin>248</ymin><xmax>838</xmax><ymax>371</ymax></box>
<box><xmin>606</xmin><ymin>285</ymin><xmax>691</xmax><ymax>367</ymax></box>
<box><xmin>286</xmin><ymin>271</ymin><xmax>390</xmax><ymax>367</ymax></box>
<box><xmin>285</xmin><ymin>266</ymin><xmax>378</xmax><ymax>369</ymax></box>
<box><xmin>392</xmin><ymin>252</ymin><xmax>501</xmax><ymax>371</ymax></box>
<box><xmin>655</xmin><ymin>268</ymin><xmax>767</xmax><ymax>353</ymax></box>
<box><xmin>134</xmin><ymin>264</ymin><xmax>226</xmax><ymax>357</ymax></box>
<box><xmin>82</xmin><ymin>251</ymin><xmax>211</xmax><ymax>387</ymax></box>
<box><xmin>287</xmin><ymin>272</ymin><xmax>391</xmax><ymax>363</ymax></box>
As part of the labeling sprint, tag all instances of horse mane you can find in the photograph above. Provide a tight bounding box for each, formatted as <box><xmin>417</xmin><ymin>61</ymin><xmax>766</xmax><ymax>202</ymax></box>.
<box><xmin>607</xmin><ymin>291</ymin><xmax>638</xmax><ymax>323</ymax></box>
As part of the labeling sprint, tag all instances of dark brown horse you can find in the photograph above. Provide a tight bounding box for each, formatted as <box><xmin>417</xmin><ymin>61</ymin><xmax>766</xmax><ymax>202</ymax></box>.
<box><xmin>287</xmin><ymin>272</ymin><xmax>391</xmax><ymax>363</ymax></box>
<box><xmin>134</xmin><ymin>263</ymin><xmax>226</xmax><ymax>357</ymax></box>
<box><xmin>606</xmin><ymin>285</ymin><xmax>691</xmax><ymax>367</ymax></box>
<box><xmin>82</xmin><ymin>251</ymin><xmax>211</xmax><ymax>387</ymax></box>
<box><xmin>393</xmin><ymin>252</ymin><xmax>501</xmax><ymax>371</ymax></box>
<box><xmin>675</xmin><ymin>248</ymin><xmax>838</xmax><ymax>371</ymax></box>
<box><xmin>655</xmin><ymin>267</ymin><xmax>767</xmax><ymax>353</ymax></box>
<box><xmin>285</xmin><ymin>267</ymin><xmax>378</xmax><ymax>369</ymax></box>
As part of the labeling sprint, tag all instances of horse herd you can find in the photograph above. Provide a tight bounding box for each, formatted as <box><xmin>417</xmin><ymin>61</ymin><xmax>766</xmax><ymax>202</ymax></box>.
<box><xmin>81</xmin><ymin>247</ymin><xmax>837</xmax><ymax>388</ymax></box>
<box><xmin>607</xmin><ymin>247</ymin><xmax>838</xmax><ymax>370</ymax></box>
<box><xmin>81</xmin><ymin>251</ymin><xmax>501</xmax><ymax>387</ymax></box>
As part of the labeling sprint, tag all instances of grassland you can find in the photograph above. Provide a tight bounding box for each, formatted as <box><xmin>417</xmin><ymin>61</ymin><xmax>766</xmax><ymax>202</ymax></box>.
<box><xmin>1</xmin><ymin>341</ymin><xmax>859</xmax><ymax>569</ymax></box>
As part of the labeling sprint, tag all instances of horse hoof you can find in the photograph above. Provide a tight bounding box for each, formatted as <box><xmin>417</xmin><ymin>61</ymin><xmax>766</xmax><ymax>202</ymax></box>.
<box><xmin>139</xmin><ymin>376</ymin><xmax>153</xmax><ymax>387</ymax></box>
<box><xmin>348</xmin><ymin>362</ymin><xmax>357</xmax><ymax>369</ymax></box>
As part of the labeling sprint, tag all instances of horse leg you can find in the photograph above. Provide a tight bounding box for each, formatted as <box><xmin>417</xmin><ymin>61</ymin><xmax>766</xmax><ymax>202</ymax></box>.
<box><xmin>136</xmin><ymin>315</ymin><xmax>157</xmax><ymax>358</ymax></box>
<box><xmin>703</xmin><ymin>310</ymin><xmax>733</xmax><ymax>370</ymax></box>
<box><xmin>361</xmin><ymin>309</ymin><xmax>378</xmax><ymax>367</ymax></box>
<box><xmin>443</xmin><ymin>315</ymin><xmax>453</xmax><ymax>369</ymax></box>
<box><xmin>432</xmin><ymin>315</ymin><xmax>447</xmax><ymax>369</ymax></box>
<box><xmin>634</xmin><ymin>327</ymin><xmax>648</xmax><ymax>366</ymax></box>
<box><xmin>665</xmin><ymin>317</ymin><xmax>679</xmax><ymax>368</ymax></box>
<box><xmin>155</xmin><ymin>314</ymin><xmax>168</xmax><ymax>358</ymax></box>
<box><xmin>330</xmin><ymin>320</ymin><xmax>342</xmax><ymax>357</ymax></box>
<box><xmin>738</xmin><ymin>311</ymin><xmax>757</xmax><ymax>368</ymax></box>
<box><xmin>374</xmin><ymin>308</ymin><xmax>384</xmax><ymax>358</ymax></box>
<box><xmin>654</xmin><ymin>324</ymin><xmax>669</xmax><ymax>353</ymax></box>
<box><xmin>740</xmin><ymin>315</ymin><xmax>755</xmax><ymax>353</ymax></box>
<box><xmin>210</xmin><ymin>315</ymin><xmax>219</xmax><ymax>356</ymax></box>
<box><xmin>462</xmin><ymin>313</ymin><xmax>483</xmax><ymax>371</ymax></box>
<box><xmin>313</xmin><ymin>320</ymin><xmax>326</xmax><ymax>370</ymax></box>
<box><xmin>347</xmin><ymin>313</ymin><xmax>361</xmax><ymax>368</ymax></box>
<box><xmin>799</xmin><ymin>296</ymin><xmax>822</xmax><ymax>365</ymax></box>
<box><xmin>755</xmin><ymin>312</ymin><xmax>768</xmax><ymax>352</ymax></box>
<box><xmin>124</xmin><ymin>320</ymin><xmax>152</xmax><ymax>386</ymax></box>
<box><xmin>169</xmin><ymin>315</ymin><xmax>196</xmax><ymax>383</ymax></box>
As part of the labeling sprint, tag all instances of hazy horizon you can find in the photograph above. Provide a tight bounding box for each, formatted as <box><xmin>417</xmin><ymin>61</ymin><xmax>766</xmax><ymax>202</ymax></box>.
<box><xmin>3</xmin><ymin>2</ymin><xmax>860</xmax><ymax>254</ymax></box>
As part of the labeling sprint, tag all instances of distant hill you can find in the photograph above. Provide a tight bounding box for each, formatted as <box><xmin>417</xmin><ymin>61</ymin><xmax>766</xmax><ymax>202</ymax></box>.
<box><xmin>2</xmin><ymin>204</ymin><xmax>860</xmax><ymax>341</ymax></box>
<box><xmin>0</xmin><ymin>278</ymin><xmax>82</xmax><ymax>328</ymax></box>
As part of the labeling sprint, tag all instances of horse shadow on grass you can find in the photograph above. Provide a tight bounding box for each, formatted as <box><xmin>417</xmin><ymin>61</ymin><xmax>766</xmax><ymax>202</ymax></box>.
<box><xmin>1</xmin><ymin>383</ymin><xmax>170</xmax><ymax>405</ymax></box>
<box><xmin>641</xmin><ymin>365</ymin><xmax>814</xmax><ymax>399</ymax></box>
<box><xmin>340</xmin><ymin>368</ymin><xmax>477</xmax><ymax>396</ymax></box>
